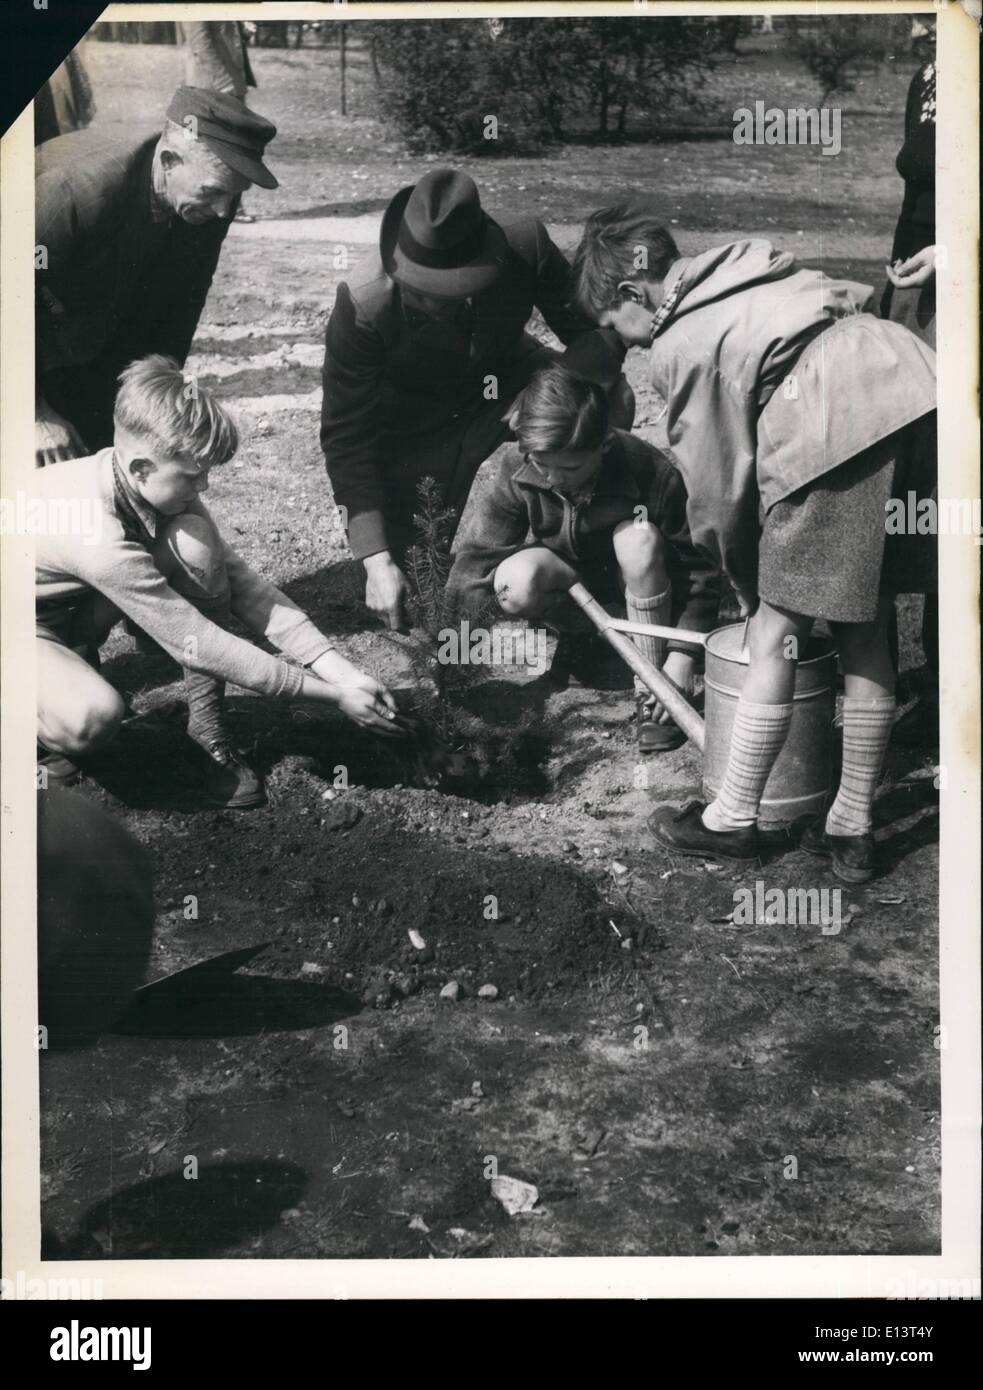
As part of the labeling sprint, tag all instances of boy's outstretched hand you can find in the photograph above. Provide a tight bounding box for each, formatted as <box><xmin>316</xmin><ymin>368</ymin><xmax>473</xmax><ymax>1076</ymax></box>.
<box><xmin>302</xmin><ymin>650</ymin><xmax>407</xmax><ymax>737</ymax></box>
<box><xmin>335</xmin><ymin>675</ymin><xmax>406</xmax><ymax>736</ymax></box>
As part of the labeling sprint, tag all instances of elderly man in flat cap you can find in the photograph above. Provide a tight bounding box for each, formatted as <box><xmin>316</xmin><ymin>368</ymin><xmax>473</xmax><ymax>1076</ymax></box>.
<box><xmin>35</xmin><ymin>85</ymin><xmax>277</xmax><ymax>468</ymax></box>
<box><xmin>320</xmin><ymin>168</ymin><xmax>633</xmax><ymax>631</ymax></box>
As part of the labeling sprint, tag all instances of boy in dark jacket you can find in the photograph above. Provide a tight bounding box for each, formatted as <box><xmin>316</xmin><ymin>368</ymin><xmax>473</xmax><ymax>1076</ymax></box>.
<box><xmin>447</xmin><ymin>365</ymin><xmax>719</xmax><ymax>751</ymax></box>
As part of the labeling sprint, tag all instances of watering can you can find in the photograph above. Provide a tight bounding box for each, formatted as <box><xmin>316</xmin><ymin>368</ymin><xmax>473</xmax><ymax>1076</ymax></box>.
<box><xmin>568</xmin><ymin>581</ymin><xmax>837</xmax><ymax>826</ymax></box>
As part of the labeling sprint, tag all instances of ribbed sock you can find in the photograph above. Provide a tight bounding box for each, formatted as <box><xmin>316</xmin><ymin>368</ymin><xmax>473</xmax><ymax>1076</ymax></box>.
<box><xmin>183</xmin><ymin>588</ymin><xmax>232</xmax><ymax>749</ymax></box>
<box><xmin>702</xmin><ymin>699</ymin><xmax>794</xmax><ymax>831</ymax></box>
<box><xmin>825</xmin><ymin>695</ymin><xmax>896</xmax><ymax>836</ymax></box>
<box><xmin>625</xmin><ymin>586</ymin><xmax>671</xmax><ymax>696</ymax></box>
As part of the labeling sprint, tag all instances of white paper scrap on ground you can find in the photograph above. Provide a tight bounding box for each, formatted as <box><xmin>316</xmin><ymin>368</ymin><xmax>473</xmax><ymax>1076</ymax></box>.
<box><xmin>491</xmin><ymin>1175</ymin><xmax>540</xmax><ymax>1216</ymax></box>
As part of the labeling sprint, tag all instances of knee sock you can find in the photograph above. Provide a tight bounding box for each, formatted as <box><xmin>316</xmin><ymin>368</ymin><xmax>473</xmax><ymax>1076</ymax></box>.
<box><xmin>183</xmin><ymin>589</ymin><xmax>232</xmax><ymax>749</ymax></box>
<box><xmin>825</xmin><ymin>695</ymin><xmax>896</xmax><ymax>836</ymax></box>
<box><xmin>625</xmin><ymin>586</ymin><xmax>671</xmax><ymax>697</ymax></box>
<box><xmin>702</xmin><ymin>699</ymin><xmax>794</xmax><ymax>831</ymax></box>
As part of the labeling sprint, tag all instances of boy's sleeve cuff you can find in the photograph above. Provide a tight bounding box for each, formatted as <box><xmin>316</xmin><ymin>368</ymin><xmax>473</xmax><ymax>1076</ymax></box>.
<box><xmin>275</xmin><ymin>661</ymin><xmax>305</xmax><ymax>700</ymax></box>
<box><xmin>346</xmin><ymin>508</ymin><xmax>388</xmax><ymax>561</ymax></box>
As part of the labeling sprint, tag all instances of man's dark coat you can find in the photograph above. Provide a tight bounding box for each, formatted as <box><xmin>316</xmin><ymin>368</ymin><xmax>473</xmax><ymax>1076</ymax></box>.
<box><xmin>320</xmin><ymin>218</ymin><xmax>606</xmax><ymax>560</ymax></box>
<box><xmin>36</xmin><ymin>128</ymin><xmax>233</xmax><ymax>448</ymax></box>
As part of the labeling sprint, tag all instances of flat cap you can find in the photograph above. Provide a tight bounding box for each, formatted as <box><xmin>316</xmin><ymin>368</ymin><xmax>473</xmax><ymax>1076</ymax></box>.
<box><xmin>166</xmin><ymin>86</ymin><xmax>278</xmax><ymax>189</ymax></box>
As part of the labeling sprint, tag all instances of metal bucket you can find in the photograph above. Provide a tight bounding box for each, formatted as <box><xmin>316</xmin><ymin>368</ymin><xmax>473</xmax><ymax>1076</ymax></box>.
<box><xmin>702</xmin><ymin>623</ymin><xmax>837</xmax><ymax>826</ymax></box>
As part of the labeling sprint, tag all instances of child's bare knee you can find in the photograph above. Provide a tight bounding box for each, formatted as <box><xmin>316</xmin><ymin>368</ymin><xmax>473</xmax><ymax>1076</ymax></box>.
<box><xmin>58</xmin><ymin>687</ymin><xmax>125</xmax><ymax>755</ymax></box>
<box><xmin>494</xmin><ymin>553</ymin><xmax>546</xmax><ymax>616</ymax></box>
<box><xmin>495</xmin><ymin>577</ymin><xmax>539</xmax><ymax>617</ymax></box>
<box><xmin>751</xmin><ymin>602</ymin><xmax>809</xmax><ymax>658</ymax></box>
<box><xmin>613</xmin><ymin>519</ymin><xmax>666</xmax><ymax>582</ymax></box>
<box><xmin>158</xmin><ymin>512</ymin><xmax>227</xmax><ymax>596</ymax></box>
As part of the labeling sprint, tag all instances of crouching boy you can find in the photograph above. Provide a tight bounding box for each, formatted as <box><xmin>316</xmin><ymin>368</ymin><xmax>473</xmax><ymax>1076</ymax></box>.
<box><xmin>36</xmin><ymin>355</ymin><xmax>404</xmax><ymax>807</ymax></box>
<box><xmin>446</xmin><ymin>364</ymin><xmax>719</xmax><ymax>750</ymax></box>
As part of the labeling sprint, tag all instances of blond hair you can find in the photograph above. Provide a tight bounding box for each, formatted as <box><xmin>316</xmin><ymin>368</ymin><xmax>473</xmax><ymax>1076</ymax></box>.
<box><xmin>113</xmin><ymin>355</ymin><xmax>238</xmax><ymax>465</ymax></box>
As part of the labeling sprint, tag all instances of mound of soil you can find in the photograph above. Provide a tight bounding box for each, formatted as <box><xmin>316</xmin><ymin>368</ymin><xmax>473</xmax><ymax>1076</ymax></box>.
<box><xmin>264</xmin><ymin>810</ymin><xmax>639</xmax><ymax>1002</ymax></box>
<box><xmin>151</xmin><ymin>783</ymin><xmax>641</xmax><ymax>1003</ymax></box>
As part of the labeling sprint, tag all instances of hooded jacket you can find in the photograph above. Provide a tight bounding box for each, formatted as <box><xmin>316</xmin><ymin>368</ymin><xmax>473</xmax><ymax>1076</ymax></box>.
<box><xmin>646</xmin><ymin>240</ymin><xmax>937</xmax><ymax>596</ymax></box>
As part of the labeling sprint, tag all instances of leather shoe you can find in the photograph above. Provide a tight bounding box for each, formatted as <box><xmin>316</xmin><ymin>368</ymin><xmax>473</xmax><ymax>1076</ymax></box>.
<box><xmin>194</xmin><ymin>739</ymin><xmax>266</xmax><ymax>809</ymax></box>
<box><xmin>648</xmin><ymin>800</ymin><xmax>759</xmax><ymax>861</ymax></box>
<box><xmin>635</xmin><ymin>694</ymin><xmax>686</xmax><ymax>752</ymax></box>
<box><xmin>800</xmin><ymin>816</ymin><xmax>875</xmax><ymax>883</ymax></box>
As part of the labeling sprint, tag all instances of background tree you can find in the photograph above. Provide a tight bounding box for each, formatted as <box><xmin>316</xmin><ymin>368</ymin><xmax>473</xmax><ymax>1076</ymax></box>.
<box><xmin>371</xmin><ymin>16</ymin><xmax>720</xmax><ymax>152</ymax></box>
<box><xmin>787</xmin><ymin>15</ymin><xmax>913</xmax><ymax>104</ymax></box>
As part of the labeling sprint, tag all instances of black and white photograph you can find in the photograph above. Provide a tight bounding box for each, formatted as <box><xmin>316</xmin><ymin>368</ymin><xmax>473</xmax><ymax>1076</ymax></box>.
<box><xmin>1</xmin><ymin>0</ymin><xmax>980</xmax><ymax>1313</ymax></box>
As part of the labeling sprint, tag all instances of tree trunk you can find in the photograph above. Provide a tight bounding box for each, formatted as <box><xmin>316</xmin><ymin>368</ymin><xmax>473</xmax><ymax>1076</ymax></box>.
<box><xmin>369</xmin><ymin>33</ymin><xmax>381</xmax><ymax>84</ymax></box>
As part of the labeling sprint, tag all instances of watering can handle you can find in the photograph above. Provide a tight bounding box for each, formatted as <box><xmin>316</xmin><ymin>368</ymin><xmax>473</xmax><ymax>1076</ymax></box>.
<box><xmin>567</xmin><ymin>581</ymin><xmax>706</xmax><ymax>752</ymax></box>
<box><xmin>604</xmin><ymin>616</ymin><xmax>708</xmax><ymax>647</ymax></box>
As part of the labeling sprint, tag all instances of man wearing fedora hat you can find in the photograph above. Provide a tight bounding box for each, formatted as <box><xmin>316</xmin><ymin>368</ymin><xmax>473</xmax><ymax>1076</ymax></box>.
<box><xmin>320</xmin><ymin>168</ymin><xmax>633</xmax><ymax>630</ymax></box>
<box><xmin>35</xmin><ymin>86</ymin><xmax>278</xmax><ymax>468</ymax></box>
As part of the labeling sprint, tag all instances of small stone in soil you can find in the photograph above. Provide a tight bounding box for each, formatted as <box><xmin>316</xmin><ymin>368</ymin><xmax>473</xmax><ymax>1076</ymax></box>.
<box><xmin>324</xmin><ymin>803</ymin><xmax>362</xmax><ymax>832</ymax></box>
<box><xmin>439</xmin><ymin>981</ymin><xmax>461</xmax><ymax>1002</ymax></box>
<box><xmin>478</xmin><ymin>983</ymin><xmax>499</xmax><ymax>1000</ymax></box>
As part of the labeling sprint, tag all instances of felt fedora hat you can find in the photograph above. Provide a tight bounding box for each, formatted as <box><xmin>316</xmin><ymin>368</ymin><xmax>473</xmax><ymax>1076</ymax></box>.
<box><xmin>380</xmin><ymin>168</ymin><xmax>508</xmax><ymax>296</ymax></box>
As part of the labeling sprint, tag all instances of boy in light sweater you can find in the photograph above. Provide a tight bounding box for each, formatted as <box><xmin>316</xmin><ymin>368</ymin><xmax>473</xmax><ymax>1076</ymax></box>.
<box><xmin>35</xmin><ymin>355</ymin><xmax>404</xmax><ymax>807</ymax></box>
